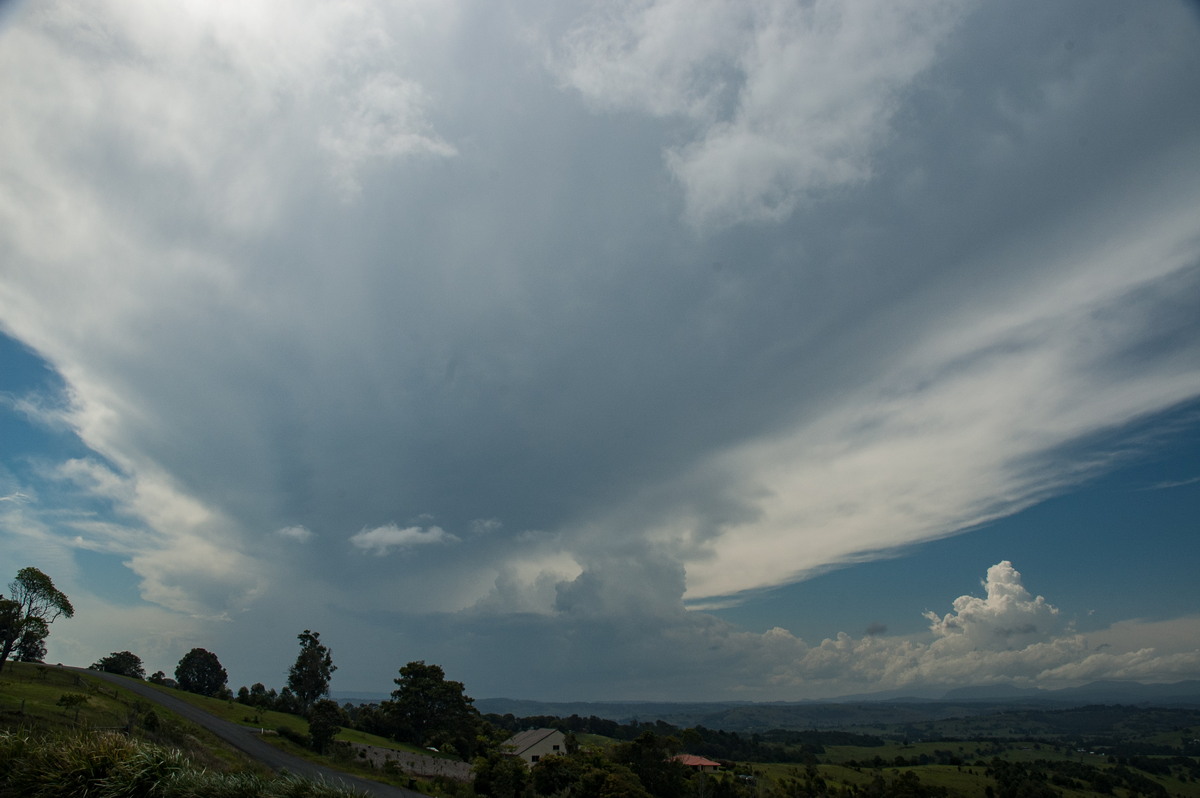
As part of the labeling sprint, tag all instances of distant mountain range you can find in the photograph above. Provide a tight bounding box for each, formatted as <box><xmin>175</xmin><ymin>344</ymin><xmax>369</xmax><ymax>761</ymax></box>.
<box><xmin>465</xmin><ymin>680</ymin><xmax>1200</xmax><ymax>733</ymax></box>
<box><xmin>938</xmin><ymin>679</ymin><xmax>1200</xmax><ymax>702</ymax></box>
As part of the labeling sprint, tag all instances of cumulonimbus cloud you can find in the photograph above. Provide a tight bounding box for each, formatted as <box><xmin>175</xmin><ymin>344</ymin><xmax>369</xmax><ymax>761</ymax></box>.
<box><xmin>1</xmin><ymin>0</ymin><xmax>1198</xmax><ymax>697</ymax></box>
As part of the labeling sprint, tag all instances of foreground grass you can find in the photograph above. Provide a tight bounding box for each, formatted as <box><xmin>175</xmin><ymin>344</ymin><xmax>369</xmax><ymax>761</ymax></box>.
<box><xmin>1</xmin><ymin>663</ymin><xmax>464</xmax><ymax>796</ymax></box>
<box><xmin>0</xmin><ymin>728</ymin><xmax>368</xmax><ymax>798</ymax></box>
<box><xmin>1</xmin><ymin>662</ymin><xmax>257</xmax><ymax>772</ymax></box>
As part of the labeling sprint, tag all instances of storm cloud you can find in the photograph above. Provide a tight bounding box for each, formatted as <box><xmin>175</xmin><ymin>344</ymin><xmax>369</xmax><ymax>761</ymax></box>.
<box><xmin>1</xmin><ymin>0</ymin><xmax>1198</xmax><ymax>698</ymax></box>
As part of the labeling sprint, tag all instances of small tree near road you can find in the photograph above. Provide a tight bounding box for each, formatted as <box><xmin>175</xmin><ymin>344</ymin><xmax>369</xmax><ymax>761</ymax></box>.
<box><xmin>287</xmin><ymin>629</ymin><xmax>336</xmax><ymax>712</ymax></box>
<box><xmin>175</xmin><ymin>647</ymin><xmax>228</xmax><ymax>696</ymax></box>
<box><xmin>308</xmin><ymin>698</ymin><xmax>344</xmax><ymax>754</ymax></box>
<box><xmin>91</xmin><ymin>650</ymin><xmax>146</xmax><ymax>679</ymax></box>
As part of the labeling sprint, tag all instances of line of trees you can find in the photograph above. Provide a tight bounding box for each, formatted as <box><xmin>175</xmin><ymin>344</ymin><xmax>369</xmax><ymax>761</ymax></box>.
<box><xmin>237</xmin><ymin>653</ymin><xmax>490</xmax><ymax>759</ymax></box>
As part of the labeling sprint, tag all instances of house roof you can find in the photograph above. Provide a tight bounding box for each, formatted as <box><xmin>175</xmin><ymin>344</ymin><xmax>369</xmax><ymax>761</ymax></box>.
<box><xmin>673</xmin><ymin>754</ymin><xmax>721</xmax><ymax>768</ymax></box>
<box><xmin>503</xmin><ymin>728</ymin><xmax>563</xmax><ymax>755</ymax></box>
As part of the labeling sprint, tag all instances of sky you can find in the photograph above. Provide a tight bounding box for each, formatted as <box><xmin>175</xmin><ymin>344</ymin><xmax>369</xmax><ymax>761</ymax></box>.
<box><xmin>1</xmin><ymin>0</ymin><xmax>1199</xmax><ymax>702</ymax></box>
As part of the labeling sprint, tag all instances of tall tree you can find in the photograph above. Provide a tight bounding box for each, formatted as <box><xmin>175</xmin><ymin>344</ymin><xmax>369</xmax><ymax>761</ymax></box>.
<box><xmin>387</xmin><ymin>660</ymin><xmax>481</xmax><ymax>755</ymax></box>
<box><xmin>175</xmin><ymin>647</ymin><xmax>228</xmax><ymax>696</ymax></box>
<box><xmin>286</xmin><ymin>629</ymin><xmax>336</xmax><ymax>712</ymax></box>
<box><xmin>0</xmin><ymin>567</ymin><xmax>75</xmax><ymax>670</ymax></box>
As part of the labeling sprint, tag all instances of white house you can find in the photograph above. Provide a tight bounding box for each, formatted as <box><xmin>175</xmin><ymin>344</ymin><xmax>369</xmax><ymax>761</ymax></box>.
<box><xmin>503</xmin><ymin>728</ymin><xmax>568</xmax><ymax>765</ymax></box>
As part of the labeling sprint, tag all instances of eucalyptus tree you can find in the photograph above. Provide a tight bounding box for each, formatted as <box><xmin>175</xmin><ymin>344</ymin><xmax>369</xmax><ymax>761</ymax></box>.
<box><xmin>0</xmin><ymin>567</ymin><xmax>74</xmax><ymax>670</ymax></box>
<box><xmin>287</xmin><ymin>629</ymin><xmax>337</xmax><ymax>712</ymax></box>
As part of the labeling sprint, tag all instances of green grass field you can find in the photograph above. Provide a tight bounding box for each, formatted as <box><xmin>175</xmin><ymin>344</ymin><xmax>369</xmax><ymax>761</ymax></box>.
<box><xmin>1</xmin><ymin>662</ymin><xmax>131</xmax><ymax>730</ymax></box>
<box><xmin>742</xmin><ymin>737</ymin><xmax>1200</xmax><ymax>798</ymax></box>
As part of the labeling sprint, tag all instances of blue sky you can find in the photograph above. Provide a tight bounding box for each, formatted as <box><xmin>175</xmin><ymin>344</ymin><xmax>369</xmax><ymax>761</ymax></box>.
<box><xmin>2</xmin><ymin>0</ymin><xmax>1199</xmax><ymax>701</ymax></box>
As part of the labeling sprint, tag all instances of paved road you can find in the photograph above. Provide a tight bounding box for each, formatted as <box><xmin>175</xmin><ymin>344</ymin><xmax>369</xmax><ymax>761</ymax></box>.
<box><xmin>73</xmin><ymin>667</ymin><xmax>428</xmax><ymax>798</ymax></box>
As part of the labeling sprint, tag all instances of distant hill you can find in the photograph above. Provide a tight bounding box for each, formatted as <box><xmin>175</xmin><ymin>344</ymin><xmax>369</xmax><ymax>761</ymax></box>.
<box><xmin>940</xmin><ymin>680</ymin><xmax>1200</xmax><ymax>703</ymax></box>
<box><xmin>331</xmin><ymin>691</ymin><xmax>391</xmax><ymax>704</ymax></box>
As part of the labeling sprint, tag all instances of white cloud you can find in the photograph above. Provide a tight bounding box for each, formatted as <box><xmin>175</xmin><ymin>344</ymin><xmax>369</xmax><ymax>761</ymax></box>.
<box><xmin>321</xmin><ymin>71</ymin><xmax>457</xmax><ymax>200</ymax></box>
<box><xmin>22</xmin><ymin>456</ymin><xmax>266</xmax><ymax>620</ymax></box>
<box><xmin>925</xmin><ymin>561</ymin><xmax>1061</xmax><ymax>650</ymax></box>
<box><xmin>275</xmin><ymin>525</ymin><xmax>314</xmax><ymax>542</ymax></box>
<box><xmin>678</xmin><ymin>194</ymin><xmax>1200</xmax><ymax>601</ymax></box>
<box><xmin>47</xmin><ymin>598</ymin><xmax>208</xmax><ymax>675</ymax></box>
<box><xmin>439</xmin><ymin>559</ymin><xmax>1200</xmax><ymax>700</ymax></box>
<box><xmin>759</xmin><ymin>563</ymin><xmax>1197</xmax><ymax>693</ymax></box>
<box><xmin>0</xmin><ymin>0</ymin><xmax>454</xmax><ymax>242</ymax></box>
<box><xmin>556</xmin><ymin>0</ymin><xmax>967</xmax><ymax>227</ymax></box>
<box><xmin>349</xmin><ymin>523</ymin><xmax>458</xmax><ymax>556</ymax></box>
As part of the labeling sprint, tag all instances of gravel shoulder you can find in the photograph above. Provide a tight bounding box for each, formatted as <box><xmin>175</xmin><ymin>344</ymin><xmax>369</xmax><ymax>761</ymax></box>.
<box><xmin>74</xmin><ymin>667</ymin><xmax>430</xmax><ymax>798</ymax></box>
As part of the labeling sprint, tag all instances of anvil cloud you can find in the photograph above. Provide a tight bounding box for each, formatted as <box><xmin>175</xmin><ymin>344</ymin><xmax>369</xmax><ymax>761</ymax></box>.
<box><xmin>1</xmin><ymin>0</ymin><xmax>1198</xmax><ymax>700</ymax></box>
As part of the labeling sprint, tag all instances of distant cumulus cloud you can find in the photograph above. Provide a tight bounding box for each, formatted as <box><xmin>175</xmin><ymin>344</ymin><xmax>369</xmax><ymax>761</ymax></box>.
<box><xmin>764</xmin><ymin>562</ymin><xmax>1197</xmax><ymax>693</ymax></box>
<box><xmin>924</xmin><ymin>561</ymin><xmax>1061</xmax><ymax>649</ymax></box>
<box><xmin>469</xmin><ymin>518</ymin><xmax>503</xmax><ymax>536</ymax></box>
<box><xmin>275</xmin><ymin>525</ymin><xmax>314</xmax><ymax>542</ymax></box>
<box><xmin>349</xmin><ymin>523</ymin><xmax>458</xmax><ymax>556</ymax></box>
<box><xmin>420</xmin><ymin>560</ymin><xmax>1200</xmax><ymax>700</ymax></box>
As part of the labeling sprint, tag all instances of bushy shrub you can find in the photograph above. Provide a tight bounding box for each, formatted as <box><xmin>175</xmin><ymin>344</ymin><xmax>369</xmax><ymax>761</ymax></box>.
<box><xmin>276</xmin><ymin>725</ymin><xmax>312</xmax><ymax>748</ymax></box>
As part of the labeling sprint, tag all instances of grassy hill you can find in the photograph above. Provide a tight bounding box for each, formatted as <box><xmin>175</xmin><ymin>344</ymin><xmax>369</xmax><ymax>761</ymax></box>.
<box><xmin>0</xmin><ymin>661</ymin><xmax>256</xmax><ymax>771</ymax></box>
<box><xmin>0</xmin><ymin>662</ymin><xmax>405</xmax><ymax>797</ymax></box>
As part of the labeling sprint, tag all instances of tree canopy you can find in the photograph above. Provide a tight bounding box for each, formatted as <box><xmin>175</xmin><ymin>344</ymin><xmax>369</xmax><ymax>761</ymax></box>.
<box><xmin>14</xmin><ymin>616</ymin><xmax>49</xmax><ymax>663</ymax></box>
<box><xmin>307</xmin><ymin>698</ymin><xmax>344</xmax><ymax>754</ymax></box>
<box><xmin>175</xmin><ymin>647</ymin><xmax>228</xmax><ymax>697</ymax></box>
<box><xmin>92</xmin><ymin>650</ymin><xmax>146</xmax><ymax>679</ymax></box>
<box><xmin>0</xmin><ymin>567</ymin><xmax>74</xmax><ymax>670</ymax></box>
<box><xmin>387</xmin><ymin>660</ymin><xmax>482</xmax><ymax>755</ymax></box>
<box><xmin>286</xmin><ymin>629</ymin><xmax>336</xmax><ymax>711</ymax></box>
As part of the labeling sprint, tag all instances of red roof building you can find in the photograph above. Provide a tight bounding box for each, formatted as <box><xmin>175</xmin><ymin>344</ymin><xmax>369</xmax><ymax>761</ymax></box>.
<box><xmin>673</xmin><ymin>754</ymin><xmax>721</xmax><ymax>772</ymax></box>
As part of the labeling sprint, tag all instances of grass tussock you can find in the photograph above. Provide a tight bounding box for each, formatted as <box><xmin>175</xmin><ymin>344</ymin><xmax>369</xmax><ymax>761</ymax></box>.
<box><xmin>0</xmin><ymin>729</ymin><xmax>367</xmax><ymax>798</ymax></box>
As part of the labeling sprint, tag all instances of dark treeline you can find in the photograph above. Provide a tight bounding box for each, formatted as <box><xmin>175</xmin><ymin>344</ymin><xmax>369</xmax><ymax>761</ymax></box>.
<box><xmin>237</xmin><ymin>659</ymin><xmax>494</xmax><ymax>760</ymax></box>
<box><xmin>483</xmin><ymin>712</ymin><xmax>885</xmax><ymax>764</ymax></box>
<box><xmin>988</xmin><ymin>758</ymin><xmax>1174</xmax><ymax>798</ymax></box>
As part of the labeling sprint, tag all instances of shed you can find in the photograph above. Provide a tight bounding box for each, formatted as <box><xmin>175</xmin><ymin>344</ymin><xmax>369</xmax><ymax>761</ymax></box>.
<box><xmin>503</xmin><ymin>728</ymin><xmax>568</xmax><ymax>765</ymax></box>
